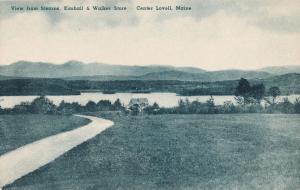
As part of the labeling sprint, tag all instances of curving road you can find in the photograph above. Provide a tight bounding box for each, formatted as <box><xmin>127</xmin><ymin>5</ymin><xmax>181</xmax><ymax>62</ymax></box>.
<box><xmin>0</xmin><ymin>115</ymin><xmax>114</xmax><ymax>189</ymax></box>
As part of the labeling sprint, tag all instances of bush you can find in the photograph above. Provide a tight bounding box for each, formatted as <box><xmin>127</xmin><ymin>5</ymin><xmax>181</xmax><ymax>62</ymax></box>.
<box><xmin>244</xmin><ymin>104</ymin><xmax>264</xmax><ymax>113</ymax></box>
<box><xmin>86</xmin><ymin>101</ymin><xmax>97</xmax><ymax>112</ymax></box>
<box><xmin>274</xmin><ymin>98</ymin><xmax>295</xmax><ymax>114</ymax></box>
<box><xmin>28</xmin><ymin>96</ymin><xmax>57</xmax><ymax>114</ymax></box>
<box><xmin>58</xmin><ymin>101</ymin><xmax>83</xmax><ymax>114</ymax></box>
<box><xmin>12</xmin><ymin>102</ymin><xmax>31</xmax><ymax>114</ymax></box>
<box><xmin>97</xmin><ymin>100</ymin><xmax>113</xmax><ymax>111</ymax></box>
<box><xmin>219</xmin><ymin>101</ymin><xmax>238</xmax><ymax>113</ymax></box>
<box><xmin>294</xmin><ymin>98</ymin><xmax>300</xmax><ymax>114</ymax></box>
<box><xmin>235</xmin><ymin>78</ymin><xmax>266</xmax><ymax>104</ymax></box>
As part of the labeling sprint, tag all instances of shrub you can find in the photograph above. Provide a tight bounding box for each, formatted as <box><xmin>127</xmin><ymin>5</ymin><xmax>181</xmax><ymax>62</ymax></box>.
<box><xmin>219</xmin><ymin>101</ymin><xmax>238</xmax><ymax>113</ymax></box>
<box><xmin>85</xmin><ymin>101</ymin><xmax>97</xmax><ymax>112</ymax></box>
<box><xmin>28</xmin><ymin>96</ymin><xmax>57</xmax><ymax>114</ymax></box>
<box><xmin>58</xmin><ymin>101</ymin><xmax>83</xmax><ymax>114</ymax></box>
<box><xmin>268</xmin><ymin>86</ymin><xmax>281</xmax><ymax>104</ymax></box>
<box><xmin>275</xmin><ymin>98</ymin><xmax>294</xmax><ymax>114</ymax></box>
<box><xmin>97</xmin><ymin>100</ymin><xmax>113</xmax><ymax>111</ymax></box>
<box><xmin>294</xmin><ymin>98</ymin><xmax>300</xmax><ymax>114</ymax></box>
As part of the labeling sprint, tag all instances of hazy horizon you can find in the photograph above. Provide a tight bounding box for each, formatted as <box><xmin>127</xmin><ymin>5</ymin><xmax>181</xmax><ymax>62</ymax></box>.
<box><xmin>1</xmin><ymin>59</ymin><xmax>300</xmax><ymax>72</ymax></box>
<box><xmin>0</xmin><ymin>0</ymin><xmax>300</xmax><ymax>70</ymax></box>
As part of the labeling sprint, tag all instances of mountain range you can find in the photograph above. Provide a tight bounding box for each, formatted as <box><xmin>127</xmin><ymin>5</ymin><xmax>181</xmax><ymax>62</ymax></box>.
<box><xmin>0</xmin><ymin>61</ymin><xmax>299</xmax><ymax>82</ymax></box>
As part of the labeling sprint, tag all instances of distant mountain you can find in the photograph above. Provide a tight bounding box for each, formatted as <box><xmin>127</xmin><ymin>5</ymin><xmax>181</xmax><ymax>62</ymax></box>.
<box><xmin>250</xmin><ymin>73</ymin><xmax>300</xmax><ymax>95</ymax></box>
<box><xmin>136</xmin><ymin>70</ymin><xmax>273</xmax><ymax>81</ymax></box>
<box><xmin>0</xmin><ymin>75</ymin><xmax>15</xmax><ymax>80</ymax></box>
<box><xmin>0</xmin><ymin>75</ymin><xmax>28</xmax><ymax>80</ymax></box>
<box><xmin>0</xmin><ymin>61</ymin><xmax>206</xmax><ymax>78</ymax></box>
<box><xmin>174</xmin><ymin>67</ymin><xmax>206</xmax><ymax>74</ymax></box>
<box><xmin>206</xmin><ymin>70</ymin><xmax>274</xmax><ymax>81</ymax></box>
<box><xmin>137</xmin><ymin>71</ymin><xmax>204</xmax><ymax>81</ymax></box>
<box><xmin>2</xmin><ymin>60</ymin><xmax>298</xmax><ymax>82</ymax></box>
<box><xmin>259</xmin><ymin>65</ymin><xmax>300</xmax><ymax>75</ymax></box>
<box><xmin>65</xmin><ymin>70</ymin><xmax>272</xmax><ymax>82</ymax></box>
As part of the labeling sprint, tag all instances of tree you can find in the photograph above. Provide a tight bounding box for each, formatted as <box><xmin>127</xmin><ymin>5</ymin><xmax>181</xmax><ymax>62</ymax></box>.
<box><xmin>129</xmin><ymin>104</ymin><xmax>140</xmax><ymax>115</ymax></box>
<box><xmin>113</xmin><ymin>98</ymin><xmax>123</xmax><ymax>110</ymax></box>
<box><xmin>206</xmin><ymin>96</ymin><xmax>216</xmax><ymax>113</ymax></box>
<box><xmin>268</xmin><ymin>86</ymin><xmax>281</xmax><ymax>104</ymax></box>
<box><xmin>206</xmin><ymin>96</ymin><xmax>215</xmax><ymax>107</ymax></box>
<box><xmin>294</xmin><ymin>98</ymin><xmax>300</xmax><ymax>113</ymax></box>
<box><xmin>250</xmin><ymin>84</ymin><xmax>265</xmax><ymax>103</ymax></box>
<box><xmin>152</xmin><ymin>102</ymin><xmax>159</xmax><ymax>110</ymax></box>
<box><xmin>58</xmin><ymin>101</ymin><xmax>82</xmax><ymax>114</ymax></box>
<box><xmin>144</xmin><ymin>102</ymin><xmax>160</xmax><ymax>114</ymax></box>
<box><xmin>178</xmin><ymin>99</ymin><xmax>185</xmax><ymax>109</ymax></box>
<box><xmin>235</xmin><ymin>78</ymin><xmax>251</xmax><ymax>104</ymax></box>
<box><xmin>222</xmin><ymin>101</ymin><xmax>237</xmax><ymax>113</ymax></box>
<box><xmin>97</xmin><ymin>100</ymin><xmax>112</xmax><ymax>111</ymax></box>
<box><xmin>177</xmin><ymin>99</ymin><xmax>190</xmax><ymax>113</ymax></box>
<box><xmin>13</xmin><ymin>102</ymin><xmax>31</xmax><ymax>113</ymax></box>
<box><xmin>85</xmin><ymin>101</ymin><xmax>97</xmax><ymax>112</ymax></box>
<box><xmin>279</xmin><ymin>97</ymin><xmax>294</xmax><ymax>113</ymax></box>
<box><xmin>29</xmin><ymin>96</ymin><xmax>57</xmax><ymax>114</ymax></box>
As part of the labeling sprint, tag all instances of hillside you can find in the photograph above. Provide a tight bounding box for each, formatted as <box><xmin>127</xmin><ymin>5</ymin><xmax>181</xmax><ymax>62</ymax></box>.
<box><xmin>259</xmin><ymin>73</ymin><xmax>300</xmax><ymax>94</ymax></box>
<box><xmin>0</xmin><ymin>75</ymin><xmax>17</xmax><ymax>80</ymax></box>
<box><xmin>259</xmin><ymin>65</ymin><xmax>300</xmax><ymax>75</ymax></box>
<box><xmin>0</xmin><ymin>73</ymin><xmax>299</xmax><ymax>96</ymax></box>
<box><xmin>177</xmin><ymin>73</ymin><xmax>300</xmax><ymax>95</ymax></box>
<box><xmin>0</xmin><ymin>61</ymin><xmax>275</xmax><ymax>81</ymax></box>
<box><xmin>0</xmin><ymin>79</ymin><xmax>80</xmax><ymax>96</ymax></box>
<box><xmin>64</xmin><ymin>70</ymin><xmax>273</xmax><ymax>82</ymax></box>
<box><xmin>0</xmin><ymin>61</ymin><xmax>299</xmax><ymax>84</ymax></box>
<box><xmin>0</xmin><ymin>61</ymin><xmax>206</xmax><ymax>78</ymax></box>
<box><xmin>138</xmin><ymin>70</ymin><xmax>273</xmax><ymax>81</ymax></box>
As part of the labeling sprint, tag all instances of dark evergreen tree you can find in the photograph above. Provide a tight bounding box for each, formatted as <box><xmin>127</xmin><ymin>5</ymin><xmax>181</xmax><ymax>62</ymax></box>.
<box><xmin>235</xmin><ymin>78</ymin><xmax>251</xmax><ymax>104</ymax></box>
<box><xmin>113</xmin><ymin>98</ymin><xmax>123</xmax><ymax>110</ymax></box>
<box><xmin>97</xmin><ymin>100</ymin><xmax>112</xmax><ymax>111</ymax></box>
<box><xmin>29</xmin><ymin>96</ymin><xmax>57</xmax><ymax>114</ymax></box>
<box><xmin>251</xmin><ymin>84</ymin><xmax>265</xmax><ymax>103</ymax></box>
<box><xmin>294</xmin><ymin>98</ymin><xmax>300</xmax><ymax>113</ymax></box>
<box><xmin>85</xmin><ymin>101</ymin><xmax>97</xmax><ymax>112</ymax></box>
<box><xmin>268</xmin><ymin>86</ymin><xmax>281</xmax><ymax>104</ymax></box>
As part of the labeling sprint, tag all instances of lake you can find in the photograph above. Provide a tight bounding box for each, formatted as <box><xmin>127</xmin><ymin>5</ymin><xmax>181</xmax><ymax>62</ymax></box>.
<box><xmin>0</xmin><ymin>93</ymin><xmax>299</xmax><ymax>108</ymax></box>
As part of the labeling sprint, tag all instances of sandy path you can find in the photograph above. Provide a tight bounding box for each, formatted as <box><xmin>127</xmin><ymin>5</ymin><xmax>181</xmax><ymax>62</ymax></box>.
<box><xmin>0</xmin><ymin>115</ymin><xmax>113</xmax><ymax>189</ymax></box>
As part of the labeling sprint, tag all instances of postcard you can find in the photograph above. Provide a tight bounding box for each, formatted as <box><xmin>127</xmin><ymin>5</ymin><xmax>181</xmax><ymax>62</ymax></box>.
<box><xmin>0</xmin><ymin>0</ymin><xmax>300</xmax><ymax>189</ymax></box>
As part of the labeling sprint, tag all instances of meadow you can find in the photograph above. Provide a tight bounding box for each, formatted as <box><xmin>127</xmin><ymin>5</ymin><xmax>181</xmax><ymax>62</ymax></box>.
<box><xmin>5</xmin><ymin>113</ymin><xmax>300</xmax><ymax>190</ymax></box>
<box><xmin>0</xmin><ymin>115</ymin><xmax>90</xmax><ymax>155</ymax></box>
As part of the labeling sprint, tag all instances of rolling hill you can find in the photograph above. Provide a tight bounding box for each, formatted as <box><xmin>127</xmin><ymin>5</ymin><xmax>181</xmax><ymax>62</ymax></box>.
<box><xmin>0</xmin><ymin>61</ymin><xmax>206</xmax><ymax>78</ymax></box>
<box><xmin>0</xmin><ymin>73</ymin><xmax>299</xmax><ymax>96</ymax></box>
<box><xmin>258</xmin><ymin>65</ymin><xmax>300</xmax><ymax>75</ymax></box>
<box><xmin>0</xmin><ymin>61</ymin><xmax>299</xmax><ymax>82</ymax></box>
<box><xmin>136</xmin><ymin>70</ymin><xmax>273</xmax><ymax>81</ymax></box>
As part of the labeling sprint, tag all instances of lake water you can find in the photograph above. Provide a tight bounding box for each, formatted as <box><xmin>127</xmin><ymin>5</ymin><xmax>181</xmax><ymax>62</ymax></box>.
<box><xmin>0</xmin><ymin>93</ymin><xmax>299</xmax><ymax>108</ymax></box>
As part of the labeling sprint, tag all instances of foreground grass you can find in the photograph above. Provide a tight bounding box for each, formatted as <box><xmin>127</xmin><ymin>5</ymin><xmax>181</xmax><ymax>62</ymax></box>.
<box><xmin>6</xmin><ymin>113</ymin><xmax>300</xmax><ymax>190</ymax></box>
<box><xmin>0</xmin><ymin>114</ymin><xmax>90</xmax><ymax>155</ymax></box>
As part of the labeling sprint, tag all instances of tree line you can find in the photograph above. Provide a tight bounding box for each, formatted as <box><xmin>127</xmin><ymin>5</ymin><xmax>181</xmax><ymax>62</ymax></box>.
<box><xmin>0</xmin><ymin>96</ymin><xmax>125</xmax><ymax>115</ymax></box>
<box><xmin>0</xmin><ymin>78</ymin><xmax>299</xmax><ymax>115</ymax></box>
<box><xmin>151</xmin><ymin>78</ymin><xmax>299</xmax><ymax>114</ymax></box>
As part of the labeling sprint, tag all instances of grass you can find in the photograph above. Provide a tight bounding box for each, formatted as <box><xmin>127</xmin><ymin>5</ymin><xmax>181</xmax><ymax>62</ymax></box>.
<box><xmin>5</xmin><ymin>113</ymin><xmax>300</xmax><ymax>190</ymax></box>
<box><xmin>0</xmin><ymin>114</ymin><xmax>90</xmax><ymax>155</ymax></box>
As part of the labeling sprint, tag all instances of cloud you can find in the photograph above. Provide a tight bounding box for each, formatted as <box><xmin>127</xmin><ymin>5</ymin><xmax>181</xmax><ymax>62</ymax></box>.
<box><xmin>168</xmin><ymin>0</ymin><xmax>300</xmax><ymax>33</ymax></box>
<box><xmin>0</xmin><ymin>0</ymin><xmax>299</xmax><ymax>69</ymax></box>
<box><xmin>1</xmin><ymin>9</ymin><xmax>299</xmax><ymax>70</ymax></box>
<box><xmin>1</xmin><ymin>0</ymin><xmax>300</xmax><ymax>32</ymax></box>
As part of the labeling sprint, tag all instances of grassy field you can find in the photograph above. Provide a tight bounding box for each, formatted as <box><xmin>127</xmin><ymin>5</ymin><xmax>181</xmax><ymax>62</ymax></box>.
<box><xmin>5</xmin><ymin>114</ymin><xmax>300</xmax><ymax>190</ymax></box>
<box><xmin>0</xmin><ymin>114</ymin><xmax>90</xmax><ymax>155</ymax></box>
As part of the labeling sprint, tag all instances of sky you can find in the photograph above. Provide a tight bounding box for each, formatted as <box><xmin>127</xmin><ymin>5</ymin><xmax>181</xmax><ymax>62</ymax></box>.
<box><xmin>0</xmin><ymin>0</ymin><xmax>299</xmax><ymax>70</ymax></box>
